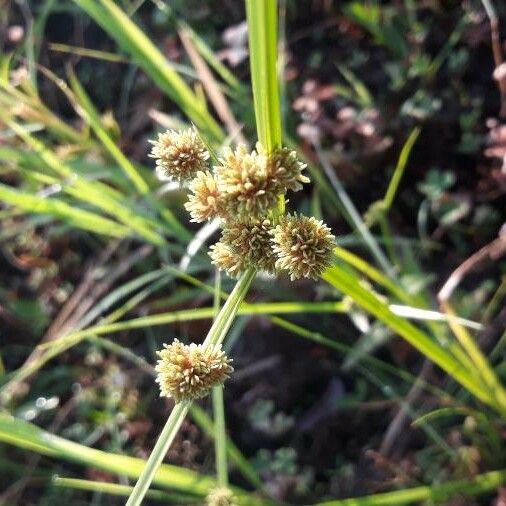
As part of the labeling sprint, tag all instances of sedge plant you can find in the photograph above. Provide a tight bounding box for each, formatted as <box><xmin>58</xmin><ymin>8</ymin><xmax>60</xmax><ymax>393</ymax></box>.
<box><xmin>126</xmin><ymin>3</ymin><xmax>335</xmax><ymax>503</ymax></box>
<box><xmin>127</xmin><ymin>0</ymin><xmax>506</xmax><ymax>503</ymax></box>
<box><xmin>1</xmin><ymin>0</ymin><xmax>505</xmax><ymax>504</ymax></box>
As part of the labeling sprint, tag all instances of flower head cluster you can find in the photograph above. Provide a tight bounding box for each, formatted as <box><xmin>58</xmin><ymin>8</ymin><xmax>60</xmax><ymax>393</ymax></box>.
<box><xmin>183</xmin><ymin>143</ymin><xmax>310</xmax><ymax>223</ymax></box>
<box><xmin>184</xmin><ymin>171</ymin><xmax>225</xmax><ymax>223</ymax></box>
<box><xmin>150</xmin><ymin>128</ymin><xmax>335</xmax><ymax>280</ymax></box>
<box><xmin>214</xmin><ymin>145</ymin><xmax>280</xmax><ymax>218</ymax></box>
<box><xmin>209</xmin><ymin>240</ymin><xmax>247</xmax><ymax>278</ymax></box>
<box><xmin>149</xmin><ymin>128</ymin><xmax>209</xmax><ymax>183</ymax></box>
<box><xmin>210</xmin><ymin>218</ymin><xmax>277</xmax><ymax>277</ymax></box>
<box><xmin>206</xmin><ymin>487</ymin><xmax>237</xmax><ymax>506</ymax></box>
<box><xmin>259</xmin><ymin>144</ymin><xmax>310</xmax><ymax>192</ymax></box>
<box><xmin>155</xmin><ymin>339</ymin><xmax>233</xmax><ymax>402</ymax></box>
<box><xmin>271</xmin><ymin>214</ymin><xmax>335</xmax><ymax>280</ymax></box>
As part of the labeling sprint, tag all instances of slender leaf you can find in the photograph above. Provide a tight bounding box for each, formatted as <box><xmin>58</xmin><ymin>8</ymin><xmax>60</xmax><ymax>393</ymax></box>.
<box><xmin>73</xmin><ymin>0</ymin><xmax>224</xmax><ymax>143</ymax></box>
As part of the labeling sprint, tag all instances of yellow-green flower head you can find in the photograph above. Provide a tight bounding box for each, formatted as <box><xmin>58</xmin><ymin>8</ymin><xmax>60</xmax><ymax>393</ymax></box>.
<box><xmin>214</xmin><ymin>145</ymin><xmax>280</xmax><ymax>218</ymax></box>
<box><xmin>259</xmin><ymin>144</ymin><xmax>310</xmax><ymax>193</ymax></box>
<box><xmin>155</xmin><ymin>339</ymin><xmax>233</xmax><ymax>402</ymax></box>
<box><xmin>185</xmin><ymin>171</ymin><xmax>226</xmax><ymax>223</ymax></box>
<box><xmin>271</xmin><ymin>213</ymin><xmax>335</xmax><ymax>281</ymax></box>
<box><xmin>206</xmin><ymin>487</ymin><xmax>237</xmax><ymax>506</ymax></box>
<box><xmin>209</xmin><ymin>240</ymin><xmax>247</xmax><ymax>278</ymax></box>
<box><xmin>221</xmin><ymin>218</ymin><xmax>277</xmax><ymax>274</ymax></box>
<box><xmin>149</xmin><ymin>128</ymin><xmax>209</xmax><ymax>183</ymax></box>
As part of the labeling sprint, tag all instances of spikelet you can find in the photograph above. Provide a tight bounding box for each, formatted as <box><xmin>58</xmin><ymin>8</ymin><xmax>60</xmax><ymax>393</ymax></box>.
<box><xmin>206</xmin><ymin>487</ymin><xmax>237</xmax><ymax>506</ymax></box>
<box><xmin>271</xmin><ymin>213</ymin><xmax>335</xmax><ymax>280</ymax></box>
<box><xmin>185</xmin><ymin>171</ymin><xmax>227</xmax><ymax>223</ymax></box>
<box><xmin>214</xmin><ymin>145</ymin><xmax>280</xmax><ymax>218</ymax></box>
<box><xmin>155</xmin><ymin>339</ymin><xmax>233</xmax><ymax>402</ymax></box>
<box><xmin>220</xmin><ymin>218</ymin><xmax>277</xmax><ymax>274</ymax></box>
<box><xmin>209</xmin><ymin>240</ymin><xmax>247</xmax><ymax>278</ymax></box>
<box><xmin>260</xmin><ymin>144</ymin><xmax>310</xmax><ymax>192</ymax></box>
<box><xmin>149</xmin><ymin>128</ymin><xmax>209</xmax><ymax>183</ymax></box>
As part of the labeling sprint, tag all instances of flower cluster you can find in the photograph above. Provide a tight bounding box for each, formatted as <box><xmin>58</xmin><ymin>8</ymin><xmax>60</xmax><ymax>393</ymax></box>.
<box><xmin>210</xmin><ymin>218</ymin><xmax>277</xmax><ymax>277</ymax></box>
<box><xmin>150</xmin><ymin>129</ymin><xmax>336</xmax><ymax>403</ymax></box>
<box><xmin>150</xmin><ymin>128</ymin><xmax>335</xmax><ymax>281</ymax></box>
<box><xmin>206</xmin><ymin>487</ymin><xmax>237</xmax><ymax>506</ymax></box>
<box><xmin>184</xmin><ymin>143</ymin><xmax>309</xmax><ymax>222</ymax></box>
<box><xmin>149</xmin><ymin>128</ymin><xmax>209</xmax><ymax>183</ymax></box>
<box><xmin>155</xmin><ymin>339</ymin><xmax>233</xmax><ymax>402</ymax></box>
<box><xmin>272</xmin><ymin>214</ymin><xmax>336</xmax><ymax>281</ymax></box>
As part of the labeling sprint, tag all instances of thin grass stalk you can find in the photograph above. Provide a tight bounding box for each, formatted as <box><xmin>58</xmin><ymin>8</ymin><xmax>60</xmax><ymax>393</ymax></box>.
<box><xmin>211</xmin><ymin>269</ymin><xmax>229</xmax><ymax>487</ymax></box>
<box><xmin>212</xmin><ymin>387</ymin><xmax>228</xmax><ymax>487</ymax></box>
<box><xmin>53</xmin><ymin>478</ymin><xmax>194</xmax><ymax>503</ymax></box>
<box><xmin>125</xmin><ymin>401</ymin><xmax>191</xmax><ymax>506</ymax></box>
<box><xmin>315</xmin><ymin>143</ymin><xmax>394</xmax><ymax>275</ymax></box>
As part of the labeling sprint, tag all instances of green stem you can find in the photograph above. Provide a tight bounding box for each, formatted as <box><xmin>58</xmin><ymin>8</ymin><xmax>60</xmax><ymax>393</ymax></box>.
<box><xmin>204</xmin><ymin>268</ymin><xmax>256</xmax><ymax>347</ymax></box>
<box><xmin>245</xmin><ymin>0</ymin><xmax>281</xmax><ymax>151</ymax></box>
<box><xmin>125</xmin><ymin>401</ymin><xmax>191</xmax><ymax>506</ymax></box>
<box><xmin>212</xmin><ymin>386</ymin><xmax>228</xmax><ymax>487</ymax></box>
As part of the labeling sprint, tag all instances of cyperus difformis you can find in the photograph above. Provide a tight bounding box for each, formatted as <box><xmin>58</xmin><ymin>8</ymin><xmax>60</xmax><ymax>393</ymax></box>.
<box><xmin>206</xmin><ymin>487</ymin><xmax>237</xmax><ymax>506</ymax></box>
<box><xmin>214</xmin><ymin>144</ymin><xmax>281</xmax><ymax>218</ymax></box>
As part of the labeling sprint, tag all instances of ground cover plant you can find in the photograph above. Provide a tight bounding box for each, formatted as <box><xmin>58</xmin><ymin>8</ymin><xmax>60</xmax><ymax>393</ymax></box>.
<box><xmin>0</xmin><ymin>0</ymin><xmax>506</xmax><ymax>505</ymax></box>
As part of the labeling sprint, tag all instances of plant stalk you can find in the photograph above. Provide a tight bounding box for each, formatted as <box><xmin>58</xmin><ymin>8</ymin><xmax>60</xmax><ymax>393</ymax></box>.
<box><xmin>212</xmin><ymin>386</ymin><xmax>228</xmax><ymax>487</ymax></box>
<box><xmin>125</xmin><ymin>401</ymin><xmax>191</xmax><ymax>506</ymax></box>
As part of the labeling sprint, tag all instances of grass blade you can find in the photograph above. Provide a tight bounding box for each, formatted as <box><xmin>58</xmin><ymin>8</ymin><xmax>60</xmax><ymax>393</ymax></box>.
<box><xmin>246</xmin><ymin>0</ymin><xmax>282</xmax><ymax>150</ymax></box>
<box><xmin>73</xmin><ymin>0</ymin><xmax>224</xmax><ymax>143</ymax></box>
<box><xmin>52</xmin><ymin>478</ymin><xmax>195</xmax><ymax>503</ymax></box>
<box><xmin>323</xmin><ymin>262</ymin><xmax>494</xmax><ymax>409</ymax></box>
<box><xmin>67</xmin><ymin>70</ymin><xmax>149</xmax><ymax>194</ymax></box>
<box><xmin>0</xmin><ymin>413</ymin><xmax>215</xmax><ymax>495</ymax></box>
<box><xmin>0</xmin><ymin>182</ymin><xmax>129</xmax><ymax>237</ymax></box>
<box><xmin>315</xmin><ymin>469</ymin><xmax>506</xmax><ymax>505</ymax></box>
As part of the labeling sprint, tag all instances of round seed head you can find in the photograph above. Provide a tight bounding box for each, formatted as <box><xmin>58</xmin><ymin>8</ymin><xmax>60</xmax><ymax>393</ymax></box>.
<box><xmin>185</xmin><ymin>171</ymin><xmax>227</xmax><ymax>223</ymax></box>
<box><xmin>206</xmin><ymin>487</ymin><xmax>237</xmax><ymax>506</ymax></box>
<box><xmin>149</xmin><ymin>128</ymin><xmax>209</xmax><ymax>183</ymax></box>
<box><xmin>260</xmin><ymin>144</ymin><xmax>310</xmax><ymax>192</ymax></box>
<box><xmin>209</xmin><ymin>240</ymin><xmax>247</xmax><ymax>278</ymax></box>
<box><xmin>221</xmin><ymin>218</ymin><xmax>277</xmax><ymax>274</ymax></box>
<box><xmin>271</xmin><ymin>213</ymin><xmax>335</xmax><ymax>281</ymax></box>
<box><xmin>215</xmin><ymin>145</ymin><xmax>280</xmax><ymax>218</ymax></box>
<box><xmin>155</xmin><ymin>339</ymin><xmax>233</xmax><ymax>402</ymax></box>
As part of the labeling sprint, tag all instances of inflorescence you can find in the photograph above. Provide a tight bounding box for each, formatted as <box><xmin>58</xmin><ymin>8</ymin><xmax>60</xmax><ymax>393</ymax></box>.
<box><xmin>150</xmin><ymin>127</ymin><xmax>335</xmax><ymax>281</ymax></box>
<box><xmin>155</xmin><ymin>339</ymin><xmax>233</xmax><ymax>402</ymax></box>
<box><xmin>150</xmin><ymin>128</ymin><xmax>335</xmax><ymax>402</ymax></box>
<box><xmin>206</xmin><ymin>487</ymin><xmax>238</xmax><ymax>506</ymax></box>
<box><xmin>149</xmin><ymin>128</ymin><xmax>209</xmax><ymax>183</ymax></box>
